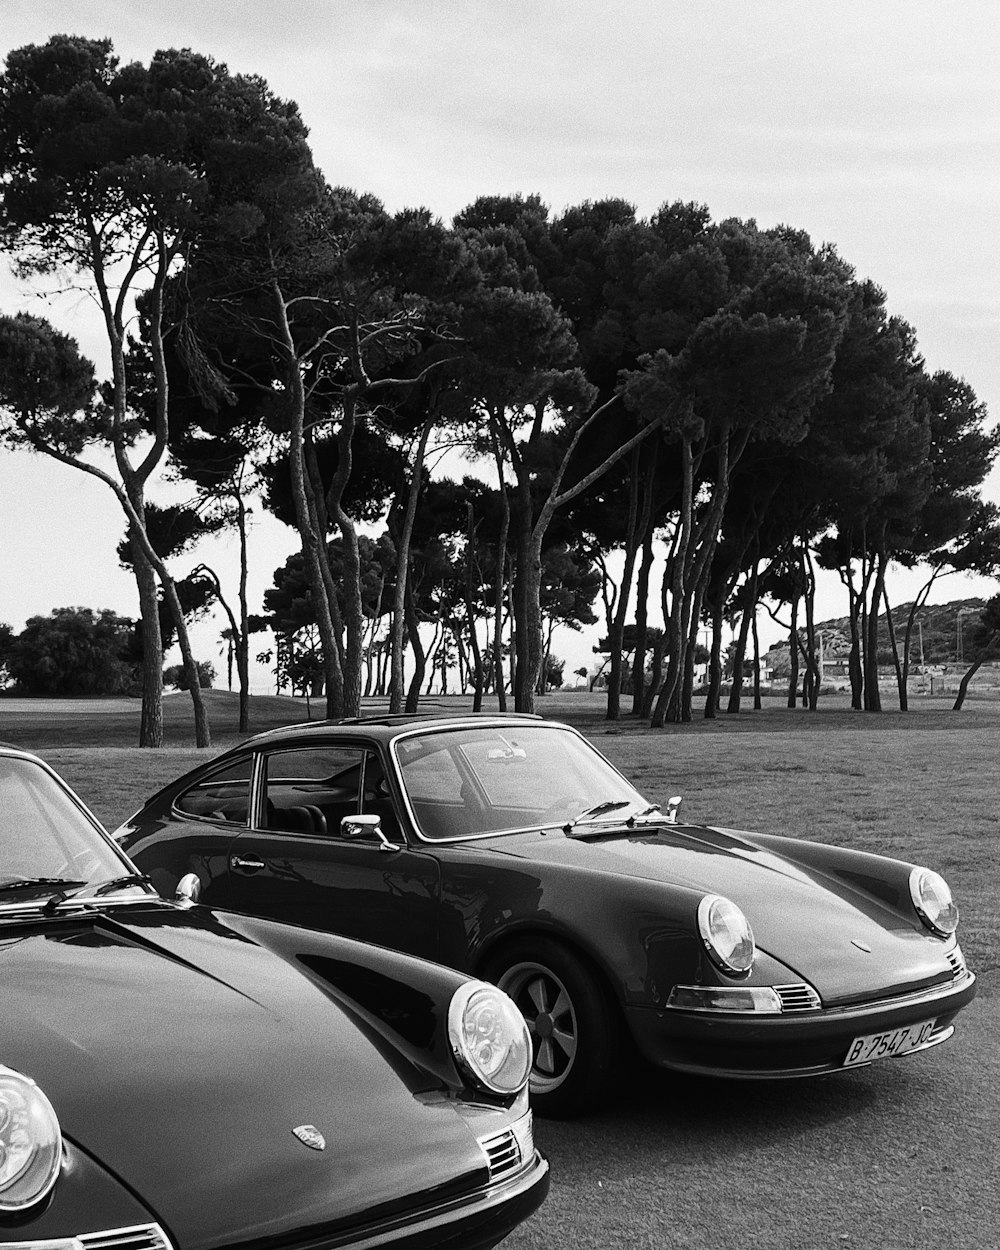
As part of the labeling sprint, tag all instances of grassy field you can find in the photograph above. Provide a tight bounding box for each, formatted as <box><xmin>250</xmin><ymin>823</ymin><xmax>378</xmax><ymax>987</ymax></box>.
<box><xmin>3</xmin><ymin>689</ymin><xmax>996</xmax><ymax>1249</ymax></box>
<box><xmin>3</xmin><ymin>688</ymin><xmax>996</xmax><ymax>972</ymax></box>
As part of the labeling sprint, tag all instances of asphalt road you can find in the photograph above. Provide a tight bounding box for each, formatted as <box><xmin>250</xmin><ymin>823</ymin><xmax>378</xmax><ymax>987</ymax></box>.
<box><xmin>507</xmin><ymin>971</ymin><xmax>997</xmax><ymax>1250</ymax></box>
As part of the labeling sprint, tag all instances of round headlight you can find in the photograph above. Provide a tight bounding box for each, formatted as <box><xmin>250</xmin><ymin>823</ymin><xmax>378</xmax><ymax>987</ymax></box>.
<box><xmin>447</xmin><ymin>981</ymin><xmax>532</xmax><ymax>1096</ymax></box>
<box><xmin>0</xmin><ymin>1066</ymin><xmax>62</xmax><ymax>1212</ymax></box>
<box><xmin>909</xmin><ymin>867</ymin><xmax>959</xmax><ymax>937</ymax></box>
<box><xmin>697</xmin><ymin>894</ymin><xmax>755</xmax><ymax>975</ymax></box>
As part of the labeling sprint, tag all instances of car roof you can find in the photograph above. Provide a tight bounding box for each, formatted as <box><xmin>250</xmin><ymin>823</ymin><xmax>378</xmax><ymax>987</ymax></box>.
<box><xmin>242</xmin><ymin>711</ymin><xmax>547</xmax><ymax>750</ymax></box>
<box><xmin>0</xmin><ymin>742</ymin><xmax>35</xmax><ymax>759</ymax></box>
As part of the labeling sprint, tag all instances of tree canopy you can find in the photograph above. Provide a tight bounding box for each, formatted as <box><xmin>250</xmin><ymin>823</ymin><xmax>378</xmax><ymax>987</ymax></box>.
<box><xmin>1</xmin><ymin>32</ymin><xmax>997</xmax><ymax>734</ymax></box>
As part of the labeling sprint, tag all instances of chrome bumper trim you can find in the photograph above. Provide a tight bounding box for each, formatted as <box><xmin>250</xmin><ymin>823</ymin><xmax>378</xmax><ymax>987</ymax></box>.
<box><xmin>817</xmin><ymin>968</ymin><xmax>975</xmax><ymax>1019</ymax></box>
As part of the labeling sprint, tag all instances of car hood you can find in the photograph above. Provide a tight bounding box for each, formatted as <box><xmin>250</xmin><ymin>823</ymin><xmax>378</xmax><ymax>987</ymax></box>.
<box><xmin>0</xmin><ymin>905</ymin><xmax>490</xmax><ymax>1250</ymax></box>
<box><xmin>484</xmin><ymin>822</ymin><xmax>952</xmax><ymax>1003</ymax></box>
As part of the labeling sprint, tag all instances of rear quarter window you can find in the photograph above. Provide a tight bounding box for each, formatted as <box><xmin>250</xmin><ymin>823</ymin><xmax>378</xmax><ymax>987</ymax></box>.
<box><xmin>174</xmin><ymin>757</ymin><xmax>252</xmax><ymax>824</ymax></box>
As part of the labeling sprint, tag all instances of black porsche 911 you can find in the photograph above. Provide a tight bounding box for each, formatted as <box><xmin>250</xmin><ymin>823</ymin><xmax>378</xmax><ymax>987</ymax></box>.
<box><xmin>0</xmin><ymin>744</ymin><xmax>548</xmax><ymax>1246</ymax></box>
<box><xmin>117</xmin><ymin>713</ymin><xmax>977</xmax><ymax>1118</ymax></box>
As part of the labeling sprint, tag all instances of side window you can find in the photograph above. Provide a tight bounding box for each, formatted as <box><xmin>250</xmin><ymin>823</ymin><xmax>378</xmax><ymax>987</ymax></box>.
<box><xmin>174</xmin><ymin>757</ymin><xmax>252</xmax><ymax>825</ymax></box>
<box><xmin>262</xmin><ymin>746</ymin><xmax>366</xmax><ymax>835</ymax></box>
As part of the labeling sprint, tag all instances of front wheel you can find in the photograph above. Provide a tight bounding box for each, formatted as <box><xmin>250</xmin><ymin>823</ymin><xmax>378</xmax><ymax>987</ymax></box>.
<box><xmin>487</xmin><ymin>938</ymin><xmax>617</xmax><ymax>1118</ymax></box>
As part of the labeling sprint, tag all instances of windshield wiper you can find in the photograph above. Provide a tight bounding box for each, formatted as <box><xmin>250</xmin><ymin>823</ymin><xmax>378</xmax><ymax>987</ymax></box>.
<box><xmin>43</xmin><ymin>873</ymin><xmax>153</xmax><ymax>912</ymax></box>
<box><xmin>0</xmin><ymin>877</ymin><xmax>87</xmax><ymax>903</ymax></box>
<box><xmin>627</xmin><ymin>804</ymin><xmax>663</xmax><ymax>822</ymax></box>
<box><xmin>93</xmin><ymin>873</ymin><xmax>152</xmax><ymax>897</ymax></box>
<box><xmin>0</xmin><ymin>880</ymin><xmax>86</xmax><ymax>900</ymax></box>
<box><xmin>563</xmin><ymin>800</ymin><xmax>634</xmax><ymax>831</ymax></box>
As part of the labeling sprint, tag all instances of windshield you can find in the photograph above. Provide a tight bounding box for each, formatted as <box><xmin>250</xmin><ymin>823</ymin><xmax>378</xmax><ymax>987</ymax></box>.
<box><xmin>393</xmin><ymin>723</ymin><xmax>648</xmax><ymax>841</ymax></box>
<box><xmin>0</xmin><ymin>754</ymin><xmax>134</xmax><ymax>904</ymax></box>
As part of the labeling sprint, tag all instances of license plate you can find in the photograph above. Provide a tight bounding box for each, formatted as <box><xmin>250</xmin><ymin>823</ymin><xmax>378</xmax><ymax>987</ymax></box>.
<box><xmin>843</xmin><ymin>1019</ymin><xmax>936</xmax><ymax>1067</ymax></box>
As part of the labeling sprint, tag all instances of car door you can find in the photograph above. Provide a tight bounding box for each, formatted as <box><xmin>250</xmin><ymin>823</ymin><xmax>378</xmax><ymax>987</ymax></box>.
<box><xmin>227</xmin><ymin>743</ymin><xmax>442</xmax><ymax>962</ymax></box>
<box><xmin>137</xmin><ymin>753</ymin><xmax>254</xmax><ymax>906</ymax></box>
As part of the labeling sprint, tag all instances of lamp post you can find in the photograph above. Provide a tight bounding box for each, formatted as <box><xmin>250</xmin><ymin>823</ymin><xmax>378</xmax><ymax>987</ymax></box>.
<box><xmin>956</xmin><ymin>608</ymin><xmax>974</xmax><ymax>663</ymax></box>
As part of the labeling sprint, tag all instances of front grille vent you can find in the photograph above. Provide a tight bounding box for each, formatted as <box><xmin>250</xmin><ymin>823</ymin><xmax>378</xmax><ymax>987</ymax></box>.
<box><xmin>774</xmin><ymin>982</ymin><xmax>822</xmax><ymax>1012</ymax></box>
<box><xmin>946</xmin><ymin>947</ymin><xmax>966</xmax><ymax>977</ymax></box>
<box><xmin>479</xmin><ymin>1128</ymin><xmax>522</xmax><ymax>1180</ymax></box>
<box><xmin>78</xmin><ymin>1226</ymin><xmax>173</xmax><ymax>1250</ymax></box>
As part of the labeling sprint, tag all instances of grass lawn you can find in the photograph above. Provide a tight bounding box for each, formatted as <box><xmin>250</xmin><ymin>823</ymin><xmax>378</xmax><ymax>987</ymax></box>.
<box><xmin>3</xmin><ymin>688</ymin><xmax>996</xmax><ymax>1249</ymax></box>
<box><xmin>3</xmin><ymin>688</ymin><xmax>995</xmax><ymax>972</ymax></box>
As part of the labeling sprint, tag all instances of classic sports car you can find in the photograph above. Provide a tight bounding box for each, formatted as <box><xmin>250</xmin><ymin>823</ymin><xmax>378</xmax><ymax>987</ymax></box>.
<box><xmin>117</xmin><ymin>714</ymin><xmax>977</xmax><ymax>1118</ymax></box>
<box><xmin>0</xmin><ymin>744</ymin><xmax>548</xmax><ymax>1247</ymax></box>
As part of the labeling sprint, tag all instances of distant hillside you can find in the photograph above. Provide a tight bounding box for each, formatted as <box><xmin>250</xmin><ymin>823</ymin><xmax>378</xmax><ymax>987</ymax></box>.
<box><xmin>767</xmin><ymin>597</ymin><xmax>992</xmax><ymax>666</ymax></box>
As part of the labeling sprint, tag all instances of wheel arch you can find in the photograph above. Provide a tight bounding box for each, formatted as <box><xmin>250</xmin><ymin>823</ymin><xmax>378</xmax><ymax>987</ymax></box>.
<box><xmin>474</xmin><ymin>922</ymin><xmax>626</xmax><ymax>1023</ymax></box>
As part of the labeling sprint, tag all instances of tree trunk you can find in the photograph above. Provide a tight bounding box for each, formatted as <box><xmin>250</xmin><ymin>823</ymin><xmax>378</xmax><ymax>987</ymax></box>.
<box><xmin>403</xmin><ymin>581</ymin><xmax>426</xmax><ymax>714</ymax></box>
<box><xmin>334</xmin><ymin>513</ymin><xmax>365</xmax><ymax>718</ymax></box>
<box><xmin>863</xmin><ymin>540</ymin><xmax>887</xmax><ymax>712</ymax></box>
<box><xmin>497</xmin><ymin>396</ymin><xmax>660</xmax><ymax>717</ymax></box>
<box><xmin>161</xmin><ymin>577</ymin><xmax>212</xmax><ymax>746</ymax></box>
<box><xmin>422</xmin><ymin>621</ymin><xmax>443</xmax><ymax>696</ymax></box>
<box><xmin>465</xmin><ymin>503</ymin><xmax>486</xmax><ymax>712</ymax></box>
<box><xmin>641</xmin><ymin>632</ymin><xmax>667</xmax><ymax>719</ymax></box>
<box><xmin>884</xmin><ymin>587</ymin><xmax>906</xmax><ymax>711</ymax></box>
<box><xmin>899</xmin><ymin>565</ymin><xmax>944</xmax><ymax>709</ymax></box>
<box><xmin>389</xmin><ymin>416</ymin><xmax>432</xmax><ymax>713</ymax></box>
<box><xmin>235</xmin><ymin>487</ymin><xmax>251</xmax><ymax>733</ymax></box>
<box><xmin>652</xmin><ymin>444</ymin><xmax>694</xmax><ymax>728</ymax></box>
<box><xmin>704</xmin><ymin>599</ymin><xmax>724</xmax><ymax>719</ymax></box>
<box><xmin>844</xmin><ymin>577</ymin><xmax>863</xmax><ymax>709</ymax></box>
<box><xmin>272</xmin><ymin>281</ymin><xmax>344</xmax><ymax>719</ymax></box>
<box><xmin>726</xmin><ymin>562</ymin><xmax>759</xmax><ymax>715</ymax></box>
<box><xmin>513</xmin><ymin>533</ymin><xmax>543</xmax><ymax>713</ymax></box>
<box><xmin>678</xmin><ymin>583</ymin><xmax>703</xmax><ymax>722</ymax></box>
<box><xmin>787</xmin><ymin>596</ymin><xmax>800</xmax><ymax>708</ymax></box>
<box><xmin>133</xmin><ymin>539</ymin><xmax>164</xmax><ymax>748</ymax></box>
<box><xmin>630</xmin><ymin>529</ymin><xmax>655</xmax><ymax>716</ymax></box>
<box><xmin>606</xmin><ymin>446</ymin><xmax>643</xmax><ymax>722</ymax></box>
<box><xmin>799</xmin><ymin>546</ymin><xmax>820</xmax><ymax>711</ymax></box>
<box><xmin>491</xmin><ymin>435</ymin><xmax>510</xmax><ymax>713</ymax></box>
<box><xmin>192</xmin><ymin>562</ymin><xmax>248</xmax><ymax>739</ymax></box>
<box><xmin>952</xmin><ymin>638</ymin><xmax>998</xmax><ymax>709</ymax></box>
<box><xmin>653</xmin><ymin>424</ymin><xmax>742</xmax><ymax>726</ymax></box>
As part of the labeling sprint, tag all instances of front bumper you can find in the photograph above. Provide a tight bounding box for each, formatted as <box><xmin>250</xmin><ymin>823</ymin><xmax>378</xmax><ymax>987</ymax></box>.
<box><xmin>626</xmin><ymin>968</ymin><xmax>977</xmax><ymax>1079</ymax></box>
<box><xmin>1</xmin><ymin>1135</ymin><xmax>549</xmax><ymax>1250</ymax></box>
<box><xmin>330</xmin><ymin>1147</ymin><xmax>549</xmax><ymax>1250</ymax></box>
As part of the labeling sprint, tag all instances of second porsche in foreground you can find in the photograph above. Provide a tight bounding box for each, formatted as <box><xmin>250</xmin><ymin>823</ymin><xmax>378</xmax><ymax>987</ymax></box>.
<box><xmin>118</xmin><ymin>713</ymin><xmax>977</xmax><ymax>1117</ymax></box>
<box><xmin>2</xmin><ymin>744</ymin><xmax>548</xmax><ymax>1246</ymax></box>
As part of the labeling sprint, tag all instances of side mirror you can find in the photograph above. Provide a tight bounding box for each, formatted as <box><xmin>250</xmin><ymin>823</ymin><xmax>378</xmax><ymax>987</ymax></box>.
<box><xmin>175</xmin><ymin>872</ymin><xmax>202</xmax><ymax>904</ymax></box>
<box><xmin>340</xmin><ymin>812</ymin><xmax>400</xmax><ymax>853</ymax></box>
<box><xmin>665</xmin><ymin>795</ymin><xmax>682</xmax><ymax>824</ymax></box>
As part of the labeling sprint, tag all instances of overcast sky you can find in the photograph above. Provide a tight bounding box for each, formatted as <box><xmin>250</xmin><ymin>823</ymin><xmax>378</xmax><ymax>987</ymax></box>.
<box><xmin>2</xmin><ymin>1</ymin><xmax>999</xmax><ymax>679</ymax></box>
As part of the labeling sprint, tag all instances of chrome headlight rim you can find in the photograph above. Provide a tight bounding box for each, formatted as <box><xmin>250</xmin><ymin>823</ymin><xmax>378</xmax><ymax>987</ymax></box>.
<box><xmin>447</xmin><ymin>980</ymin><xmax>533</xmax><ymax>1097</ymax></box>
<box><xmin>909</xmin><ymin>866</ymin><xmax>959</xmax><ymax>937</ymax></box>
<box><xmin>0</xmin><ymin>1065</ymin><xmax>62</xmax><ymax>1213</ymax></box>
<box><xmin>697</xmin><ymin>893</ymin><xmax>756</xmax><ymax>976</ymax></box>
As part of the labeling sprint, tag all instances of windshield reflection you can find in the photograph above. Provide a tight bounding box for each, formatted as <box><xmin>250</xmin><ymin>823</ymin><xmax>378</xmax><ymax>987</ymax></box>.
<box><xmin>393</xmin><ymin>724</ymin><xmax>648</xmax><ymax>841</ymax></box>
<box><xmin>0</xmin><ymin>754</ymin><xmax>131</xmax><ymax>902</ymax></box>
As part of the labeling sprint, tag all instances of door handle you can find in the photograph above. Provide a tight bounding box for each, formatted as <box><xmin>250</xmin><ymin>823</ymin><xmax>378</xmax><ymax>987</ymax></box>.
<box><xmin>230</xmin><ymin>854</ymin><xmax>265</xmax><ymax>873</ymax></box>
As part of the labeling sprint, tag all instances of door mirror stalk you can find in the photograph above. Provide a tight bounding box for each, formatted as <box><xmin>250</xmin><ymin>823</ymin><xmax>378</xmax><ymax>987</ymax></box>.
<box><xmin>340</xmin><ymin>813</ymin><xmax>401</xmax><ymax>853</ymax></box>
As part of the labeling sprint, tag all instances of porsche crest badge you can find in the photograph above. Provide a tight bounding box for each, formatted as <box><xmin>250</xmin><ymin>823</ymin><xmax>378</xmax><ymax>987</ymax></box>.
<box><xmin>292</xmin><ymin>1124</ymin><xmax>326</xmax><ymax>1151</ymax></box>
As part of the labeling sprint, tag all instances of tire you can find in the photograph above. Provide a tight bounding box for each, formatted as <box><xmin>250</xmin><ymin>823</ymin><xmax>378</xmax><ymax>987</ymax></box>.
<box><xmin>486</xmin><ymin>937</ymin><xmax>617</xmax><ymax>1119</ymax></box>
